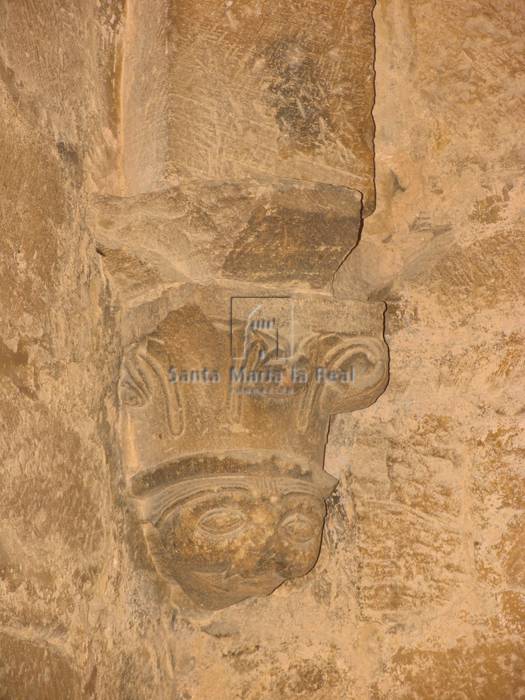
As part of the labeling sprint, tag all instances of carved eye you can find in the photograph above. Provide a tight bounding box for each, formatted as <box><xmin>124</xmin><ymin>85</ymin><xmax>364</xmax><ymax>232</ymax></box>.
<box><xmin>196</xmin><ymin>508</ymin><xmax>247</xmax><ymax>538</ymax></box>
<box><xmin>279</xmin><ymin>514</ymin><xmax>319</xmax><ymax>544</ymax></box>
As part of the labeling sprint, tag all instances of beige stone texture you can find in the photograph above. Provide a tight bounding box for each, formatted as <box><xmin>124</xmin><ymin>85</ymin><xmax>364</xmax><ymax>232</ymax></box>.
<box><xmin>121</xmin><ymin>0</ymin><xmax>376</xmax><ymax>213</ymax></box>
<box><xmin>1</xmin><ymin>0</ymin><xmax>524</xmax><ymax>698</ymax></box>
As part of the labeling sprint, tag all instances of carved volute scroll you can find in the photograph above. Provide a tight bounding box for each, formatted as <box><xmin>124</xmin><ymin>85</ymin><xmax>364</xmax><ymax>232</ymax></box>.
<box><xmin>92</xmin><ymin>0</ymin><xmax>387</xmax><ymax>609</ymax></box>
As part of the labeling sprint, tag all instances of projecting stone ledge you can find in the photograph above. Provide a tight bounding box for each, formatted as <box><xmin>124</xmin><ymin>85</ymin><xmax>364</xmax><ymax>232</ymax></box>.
<box><xmin>90</xmin><ymin>178</ymin><xmax>363</xmax><ymax>300</ymax></box>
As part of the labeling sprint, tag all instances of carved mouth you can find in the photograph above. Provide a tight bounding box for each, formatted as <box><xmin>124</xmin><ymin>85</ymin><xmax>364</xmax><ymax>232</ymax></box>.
<box><xmin>189</xmin><ymin>569</ymin><xmax>284</xmax><ymax>595</ymax></box>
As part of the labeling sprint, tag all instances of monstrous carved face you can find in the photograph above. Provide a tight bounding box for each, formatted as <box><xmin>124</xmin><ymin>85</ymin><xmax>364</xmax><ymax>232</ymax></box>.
<box><xmin>143</xmin><ymin>476</ymin><xmax>327</xmax><ymax>609</ymax></box>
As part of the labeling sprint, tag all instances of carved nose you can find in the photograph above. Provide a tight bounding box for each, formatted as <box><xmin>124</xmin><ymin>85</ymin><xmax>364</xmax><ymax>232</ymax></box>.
<box><xmin>235</xmin><ymin>520</ymin><xmax>283</xmax><ymax>576</ymax></box>
<box><xmin>251</xmin><ymin>540</ymin><xmax>283</xmax><ymax>574</ymax></box>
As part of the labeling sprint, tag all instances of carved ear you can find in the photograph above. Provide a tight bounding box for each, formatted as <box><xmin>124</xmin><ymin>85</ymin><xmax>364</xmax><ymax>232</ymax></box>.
<box><xmin>142</xmin><ymin>522</ymin><xmax>182</xmax><ymax>584</ymax></box>
<box><xmin>317</xmin><ymin>335</ymin><xmax>389</xmax><ymax>415</ymax></box>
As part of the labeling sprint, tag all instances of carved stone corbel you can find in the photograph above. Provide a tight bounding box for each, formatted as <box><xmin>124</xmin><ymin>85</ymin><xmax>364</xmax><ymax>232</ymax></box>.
<box><xmin>90</xmin><ymin>0</ymin><xmax>383</xmax><ymax>609</ymax></box>
<box><xmin>97</xmin><ymin>179</ymin><xmax>388</xmax><ymax>609</ymax></box>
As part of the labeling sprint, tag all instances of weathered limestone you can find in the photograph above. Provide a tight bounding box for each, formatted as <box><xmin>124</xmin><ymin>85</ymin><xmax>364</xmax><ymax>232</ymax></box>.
<box><xmin>2</xmin><ymin>0</ymin><xmax>523</xmax><ymax>696</ymax></box>
<box><xmin>0</xmin><ymin>2</ymin><xmax>137</xmax><ymax>696</ymax></box>
<box><xmin>117</xmin><ymin>287</ymin><xmax>387</xmax><ymax>607</ymax></box>
<box><xmin>90</xmin><ymin>179</ymin><xmax>364</xmax><ymax>296</ymax></box>
<box><xmin>91</xmin><ymin>0</ymin><xmax>385</xmax><ymax>610</ymax></box>
<box><xmin>98</xmin><ymin>174</ymin><xmax>387</xmax><ymax>609</ymax></box>
<box><xmin>121</xmin><ymin>0</ymin><xmax>376</xmax><ymax>213</ymax></box>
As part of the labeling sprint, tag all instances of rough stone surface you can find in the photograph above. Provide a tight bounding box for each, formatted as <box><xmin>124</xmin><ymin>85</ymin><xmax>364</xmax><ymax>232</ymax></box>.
<box><xmin>121</xmin><ymin>0</ymin><xmax>376</xmax><ymax>213</ymax></box>
<box><xmin>1</xmin><ymin>0</ymin><xmax>524</xmax><ymax>698</ymax></box>
<box><xmin>90</xmin><ymin>179</ymin><xmax>364</xmax><ymax>296</ymax></box>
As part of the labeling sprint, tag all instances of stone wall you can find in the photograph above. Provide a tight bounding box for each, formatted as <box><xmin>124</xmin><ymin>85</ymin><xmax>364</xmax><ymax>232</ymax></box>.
<box><xmin>1</xmin><ymin>1</ymin><xmax>523</xmax><ymax>698</ymax></box>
